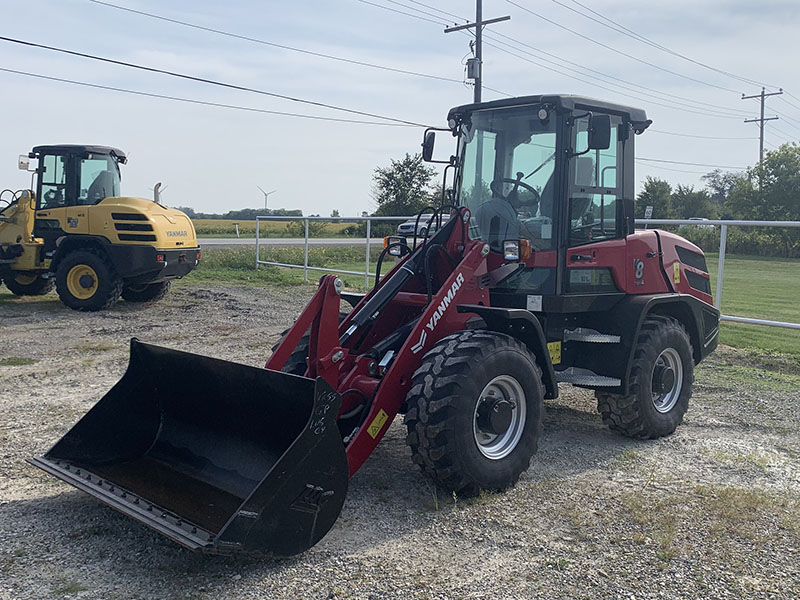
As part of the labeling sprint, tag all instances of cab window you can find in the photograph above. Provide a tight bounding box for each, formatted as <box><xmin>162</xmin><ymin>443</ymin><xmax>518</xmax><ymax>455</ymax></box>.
<box><xmin>79</xmin><ymin>155</ymin><xmax>121</xmax><ymax>205</ymax></box>
<box><xmin>38</xmin><ymin>155</ymin><xmax>68</xmax><ymax>209</ymax></box>
<box><xmin>568</xmin><ymin>115</ymin><xmax>621</xmax><ymax>246</ymax></box>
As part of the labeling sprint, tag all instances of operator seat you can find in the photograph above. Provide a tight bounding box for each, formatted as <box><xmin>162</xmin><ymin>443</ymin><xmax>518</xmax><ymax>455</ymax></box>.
<box><xmin>475</xmin><ymin>180</ymin><xmax>520</xmax><ymax>251</ymax></box>
<box><xmin>86</xmin><ymin>171</ymin><xmax>114</xmax><ymax>204</ymax></box>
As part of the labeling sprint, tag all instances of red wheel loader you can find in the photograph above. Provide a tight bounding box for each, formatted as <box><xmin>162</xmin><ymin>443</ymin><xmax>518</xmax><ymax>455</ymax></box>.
<box><xmin>30</xmin><ymin>95</ymin><xmax>720</xmax><ymax>556</ymax></box>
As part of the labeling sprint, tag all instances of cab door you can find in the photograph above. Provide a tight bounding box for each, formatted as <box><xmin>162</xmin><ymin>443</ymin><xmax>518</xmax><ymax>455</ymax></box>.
<box><xmin>34</xmin><ymin>154</ymin><xmax>71</xmax><ymax>253</ymax></box>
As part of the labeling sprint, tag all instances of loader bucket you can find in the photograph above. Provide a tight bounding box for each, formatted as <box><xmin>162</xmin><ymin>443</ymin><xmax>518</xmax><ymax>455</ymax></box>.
<box><xmin>29</xmin><ymin>339</ymin><xmax>349</xmax><ymax>556</ymax></box>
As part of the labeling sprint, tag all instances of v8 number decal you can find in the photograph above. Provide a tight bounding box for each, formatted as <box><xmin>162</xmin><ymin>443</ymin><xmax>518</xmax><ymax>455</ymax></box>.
<box><xmin>633</xmin><ymin>258</ymin><xmax>645</xmax><ymax>286</ymax></box>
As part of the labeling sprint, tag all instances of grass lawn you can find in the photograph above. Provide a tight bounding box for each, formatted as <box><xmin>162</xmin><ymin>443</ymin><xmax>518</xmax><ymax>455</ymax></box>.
<box><xmin>187</xmin><ymin>247</ymin><xmax>800</xmax><ymax>358</ymax></box>
<box><xmin>705</xmin><ymin>253</ymin><xmax>800</xmax><ymax>358</ymax></box>
<box><xmin>191</xmin><ymin>219</ymin><xmax>359</xmax><ymax>238</ymax></box>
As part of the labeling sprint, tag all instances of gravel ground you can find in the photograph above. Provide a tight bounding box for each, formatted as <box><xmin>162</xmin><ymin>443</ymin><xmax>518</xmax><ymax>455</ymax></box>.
<box><xmin>1</xmin><ymin>283</ymin><xmax>798</xmax><ymax>600</ymax></box>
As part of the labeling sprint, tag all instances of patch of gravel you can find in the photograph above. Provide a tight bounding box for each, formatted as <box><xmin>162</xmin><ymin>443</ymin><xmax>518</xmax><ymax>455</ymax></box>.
<box><xmin>1</xmin><ymin>283</ymin><xmax>798</xmax><ymax>600</ymax></box>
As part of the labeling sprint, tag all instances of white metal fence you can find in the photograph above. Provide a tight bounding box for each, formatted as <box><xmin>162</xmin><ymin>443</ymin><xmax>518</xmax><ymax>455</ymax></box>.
<box><xmin>255</xmin><ymin>215</ymin><xmax>800</xmax><ymax>330</ymax></box>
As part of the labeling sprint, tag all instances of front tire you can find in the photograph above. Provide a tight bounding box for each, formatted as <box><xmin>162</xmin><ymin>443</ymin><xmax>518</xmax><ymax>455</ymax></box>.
<box><xmin>404</xmin><ymin>330</ymin><xmax>544</xmax><ymax>496</ymax></box>
<box><xmin>122</xmin><ymin>281</ymin><xmax>171</xmax><ymax>303</ymax></box>
<box><xmin>596</xmin><ymin>316</ymin><xmax>694</xmax><ymax>439</ymax></box>
<box><xmin>3</xmin><ymin>272</ymin><xmax>54</xmax><ymax>296</ymax></box>
<box><xmin>55</xmin><ymin>249</ymin><xmax>123</xmax><ymax>311</ymax></box>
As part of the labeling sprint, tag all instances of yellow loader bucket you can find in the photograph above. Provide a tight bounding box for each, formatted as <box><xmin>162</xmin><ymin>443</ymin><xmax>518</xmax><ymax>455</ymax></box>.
<box><xmin>29</xmin><ymin>339</ymin><xmax>348</xmax><ymax>556</ymax></box>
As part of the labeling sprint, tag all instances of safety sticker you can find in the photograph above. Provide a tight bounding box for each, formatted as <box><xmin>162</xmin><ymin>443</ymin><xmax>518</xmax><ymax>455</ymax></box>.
<box><xmin>673</xmin><ymin>262</ymin><xmax>681</xmax><ymax>284</ymax></box>
<box><xmin>526</xmin><ymin>294</ymin><xmax>543</xmax><ymax>312</ymax></box>
<box><xmin>547</xmin><ymin>341</ymin><xmax>562</xmax><ymax>365</ymax></box>
<box><xmin>367</xmin><ymin>409</ymin><xmax>389</xmax><ymax>439</ymax></box>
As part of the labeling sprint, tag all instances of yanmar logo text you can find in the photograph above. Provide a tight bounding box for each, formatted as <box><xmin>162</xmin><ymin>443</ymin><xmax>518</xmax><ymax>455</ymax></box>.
<box><xmin>166</xmin><ymin>230</ymin><xmax>188</xmax><ymax>237</ymax></box>
<box><xmin>411</xmin><ymin>272</ymin><xmax>465</xmax><ymax>354</ymax></box>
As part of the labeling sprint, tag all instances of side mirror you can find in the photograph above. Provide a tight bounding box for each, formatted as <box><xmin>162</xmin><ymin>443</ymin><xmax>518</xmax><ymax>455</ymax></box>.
<box><xmin>421</xmin><ymin>131</ymin><xmax>436</xmax><ymax>162</ymax></box>
<box><xmin>588</xmin><ymin>114</ymin><xmax>611</xmax><ymax>150</ymax></box>
<box><xmin>18</xmin><ymin>155</ymin><xmax>30</xmax><ymax>171</ymax></box>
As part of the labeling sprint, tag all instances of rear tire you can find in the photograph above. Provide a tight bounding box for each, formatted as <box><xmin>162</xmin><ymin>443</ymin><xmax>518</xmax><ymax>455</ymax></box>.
<box><xmin>122</xmin><ymin>281</ymin><xmax>171</xmax><ymax>303</ymax></box>
<box><xmin>3</xmin><ymin>272</ymin><xmax>54</xmax><ymax>296</ymax></box>
<box><xmin>404</xmin><ymin>330</ymin><xmax>544</xmax><ymax>496</ymax></box>
<box><xmin>596</xmin><ymin>316</ymin><xmax>693</xmax><ymax>439</ymax></box>
<box><xmin>55</xmin><ymin>249</ymin><xmax>123</xmax><ymax>311</ymax></box>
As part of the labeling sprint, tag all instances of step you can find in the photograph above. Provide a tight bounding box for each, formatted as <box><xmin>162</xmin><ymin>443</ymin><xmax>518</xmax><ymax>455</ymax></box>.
<box><xmin>555</xmin><ymin>367</ymin><xmax>621</xmax><ymax>387</ymax></box>
<box><xmin>563</xmin><ymin>328</ymin><xmax>620</xmax><ymax>344</ymax></box>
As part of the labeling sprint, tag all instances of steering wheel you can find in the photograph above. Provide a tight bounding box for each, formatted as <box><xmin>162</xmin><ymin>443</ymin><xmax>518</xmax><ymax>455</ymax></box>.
<box><xmin>44</xmin><ymin>189</ymin><xmax>63</xmax><ymax>205</ymax></box>
<box><xmin>500</xmin><ymin>174</ymin><xmax>540</xmax><ymax>212</ymax></box>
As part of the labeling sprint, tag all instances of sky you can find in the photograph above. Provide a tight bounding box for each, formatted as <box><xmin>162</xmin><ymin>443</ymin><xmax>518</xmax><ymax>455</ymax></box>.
<box><xmin>1</xmin><ymin>0</ymin><xmax>799</xmax><ymax>217</ymax></box>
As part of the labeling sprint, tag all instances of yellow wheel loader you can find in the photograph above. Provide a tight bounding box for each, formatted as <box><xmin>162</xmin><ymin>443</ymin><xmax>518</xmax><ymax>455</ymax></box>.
<box><xmin>0</xmin><ymin>145</ymin><xmax>200</xmax><ymax>310</ymax></box>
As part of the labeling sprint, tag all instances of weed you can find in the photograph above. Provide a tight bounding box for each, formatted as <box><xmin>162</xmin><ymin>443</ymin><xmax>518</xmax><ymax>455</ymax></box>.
<box><xmin>74</xmin><ymin>341</ymin><xmax>115</xmax><ymax>353</ymax></box>
<box><xmin>51</xmin><ymin>580</ymin><xmax>88</xmax><ymax>596</ymax></box>
<box><xmin>0</xmin><ymin>357</ymin><xmax>36</xmax><ymax>366</ymax></box>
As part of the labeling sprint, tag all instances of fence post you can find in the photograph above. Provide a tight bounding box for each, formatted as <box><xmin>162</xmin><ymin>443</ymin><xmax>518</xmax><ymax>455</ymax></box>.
<box><xmin>304</xmin><ymin>219</ymin><xmax>309</xmax><ymax>282</ymax></box>
<box><xmin>365</xmin><ymin>219</ymin><xmax>371</xmax><ymax>289</ymax></box>
<box><xmin>255</xmin><ymin>218</ymin><xmax>260</xmax><ymax>269</ymax></box>
<box><xmin>715</xmin><ymin>224</ymin><xmax>727</xmax><ymax>310</ymax></box>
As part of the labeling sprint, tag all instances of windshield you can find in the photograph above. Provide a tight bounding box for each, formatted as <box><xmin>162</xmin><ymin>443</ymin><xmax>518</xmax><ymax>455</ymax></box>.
<box><xmin>78</xmin><ymin>154</ymin><xmax>121</xmax><ymax>205</ymax></box>
<box><xmin>459</xmin><ymin>105</ymin><xmax>557</xmax><ymax>251</ymax></box>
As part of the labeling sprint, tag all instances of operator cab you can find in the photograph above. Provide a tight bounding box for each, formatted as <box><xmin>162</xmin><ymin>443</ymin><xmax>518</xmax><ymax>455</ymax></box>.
<box><xmin>30</xmin><ymin>145</ymin><xmax>126</xmax><ymax>211</ymax></box>
<box><xmin>426</xmin><ymin>95</ymin><xmax>651</xmax><ymax>300</ymax></box>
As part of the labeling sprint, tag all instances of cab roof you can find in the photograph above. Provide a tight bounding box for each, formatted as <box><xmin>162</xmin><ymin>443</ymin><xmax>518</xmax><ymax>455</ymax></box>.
<box><xmin>447</xmin><ymin>94</ymin><xmax>651</xmax><ymax>133</ymax></box>
<box><xmin>31</xmin><ymin>145</ymin><xmax>127</xmax><ymax>162</ymax></box>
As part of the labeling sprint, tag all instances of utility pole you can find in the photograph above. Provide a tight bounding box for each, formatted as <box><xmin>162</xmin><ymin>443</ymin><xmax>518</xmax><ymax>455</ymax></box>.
<box><xmin>444</xmin><ymin>0</ymin><xmax>509</xmax><ymax>103</ymax></box>
<box><xmin>742</xmin><ymin>87</ymin><xmax>782</xmax><ymax>163</ymax></box>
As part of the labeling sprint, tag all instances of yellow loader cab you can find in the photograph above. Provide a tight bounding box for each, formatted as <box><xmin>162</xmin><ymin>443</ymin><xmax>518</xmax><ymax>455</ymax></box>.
<box><xmin>0</xmin><ymin>145</ymin><xmax>200</xmax><ymax>310</ymax></box>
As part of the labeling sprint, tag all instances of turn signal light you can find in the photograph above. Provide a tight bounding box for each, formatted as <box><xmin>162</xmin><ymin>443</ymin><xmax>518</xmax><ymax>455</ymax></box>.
<box><xmin>519</xmin><ymin>239</ymin><xmax>531</xmax><ymax>260</ymax></box>
<box><xmin>155</xmin><ymin>253</ymin><xmax>165</xmax><ymax>262</ymax></box>
<box><xmin>384</xmin><ymin>236</ymin><xmax>406</xmax><ymax>257</ymax></box>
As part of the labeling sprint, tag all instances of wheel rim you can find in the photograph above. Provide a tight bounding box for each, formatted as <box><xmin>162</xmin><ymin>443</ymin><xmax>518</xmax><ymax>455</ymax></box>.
<box><xmin>651</xmin><ymin>347</ymin><xmax>683</xmax><ymax>413</ymax></box>
<box><xmin>66</xmin><ymin>264</ymin><xmax>98</xmax><ymax>299</ymax></box>
<box><xmin>14</xmin><ymin>273</ymin><xmax>37</xmax><ymax>285</ymax></box>
<box><xmin>473</xmin><ymin>375</ymin><xmax>526</xmax><ymax>460</ymax></box>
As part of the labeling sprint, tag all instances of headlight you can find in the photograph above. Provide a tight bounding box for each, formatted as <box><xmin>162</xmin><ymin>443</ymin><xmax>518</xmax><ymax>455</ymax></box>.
<box><xmin>503</xmin><ymin>240</ymin><xmax>520</xmax><ymax>261</ymax></box>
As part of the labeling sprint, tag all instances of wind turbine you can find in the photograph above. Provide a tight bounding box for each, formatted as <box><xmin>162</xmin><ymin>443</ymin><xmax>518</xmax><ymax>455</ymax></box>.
<box><xmin>257</xmin><ymin>186</ymin><xmax>277</xmax><ymax>211</ymax></box>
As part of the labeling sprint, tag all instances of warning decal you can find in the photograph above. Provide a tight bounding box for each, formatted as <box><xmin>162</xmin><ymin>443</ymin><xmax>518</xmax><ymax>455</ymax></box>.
<box><xmin>367</xmin><ymin>409</ymin><xmax>389</xmax><ymax>439</ymax></box>
<box><xmin>547</xmin><ymin>341</ymin><xmax>562</xmax><ymax>365</ymax></box>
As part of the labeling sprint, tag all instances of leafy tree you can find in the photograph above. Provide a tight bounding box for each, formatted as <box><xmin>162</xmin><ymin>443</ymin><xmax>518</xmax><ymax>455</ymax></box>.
<box><xmin>636</xmin><ymin>176</ymin><xmax>673</xmax><ymax>219</ymax></box>
<box><xmin>175</xmin><ymin>205</ymin><xmax>196</xmax><ymax>217</ymax></box>
<box><xmin>330</xmin><ymin>209</ymin><xmax>340</xmax><ymax>218</ymax></box>
<box><xmin>371</xmin><ymin>153</ymin><xmax>437</xmax><ymax>217</ymax></box>
<box><xmin>702</xmin><ymin>169</ymin><xmax>740</xmax><ymax>206</ymax></box>
<box><xmin>671</xmin><ymin>185</ymin><xmax>718</xmax><ymax>219</ymax></box>
<box><xmin>726</xmin><ymin>143</ymin><xmax>800</xmax><ymax>221</ymax></box>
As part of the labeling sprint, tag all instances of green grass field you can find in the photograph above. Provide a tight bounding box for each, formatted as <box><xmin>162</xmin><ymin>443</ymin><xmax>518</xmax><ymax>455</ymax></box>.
<box><xmin>191</xmin><ymin>219</ymin><xmax>359</xmax><ymax>238</ymax></box>
<box><xmin>705</xmin><ymin>253</ymin><xmax>800</xmax><ymax>358</ymax></box>
<box><xmin>187</xmin><ymin>247</ymin><xmax>800</xmax><ymax>358</ymax></box>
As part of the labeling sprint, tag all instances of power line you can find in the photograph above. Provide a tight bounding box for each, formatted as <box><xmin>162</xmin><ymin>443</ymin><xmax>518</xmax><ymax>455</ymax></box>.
<box><xmin>635</xmin><ymin>161</ymin><xmax>710</xmax><ymax>175</ymax></box>
<box><xmin>482</xmin><ymin>40</ymin><xmax>742</xmax><ymax>120</ymax></box>
<box><xmin>0</xmin><ymin>67</ymin><xmax>415</xmax><ymax>126</ymax></box>
<box><xmin>0</xmin><ymin>35</ymin><xmax>430</xmax><ymax>127</ymax></box>
<box><xmin>554</xmin><ymin>0</ymin><xmax>773</xmax><ymax>89</ymax></box>
<box><xmin>360</xmin><ymin>0</ymin><xmax>752</xmax><ymax>118</ymax></box>
<box><xmin>637</xmin><ymin>157</ymin><xmax>746</xmax><ymax>169</ymax></box>
<box><xmin>88</xmin><ymin>0</ymin><xmax>465</xmax><ymax>87</ymax></box>
<box><xmin>504</xmin><ymin>0</ymin><xmax>743</xmax><ymax>95</ymax></box>
<box><xmin>483</xmin><ymin>32</ymin><xmax>749</xmax><ymax>119</ymax></box>
<box><xmin>648</xmin><ymin>129</ymin><xmax>757</xmax><ymax>141</ymax></box>
<box><xmin>353</xmin><ymin>0</ymin><xmax>447</xmax><ymax>26</ymax></box>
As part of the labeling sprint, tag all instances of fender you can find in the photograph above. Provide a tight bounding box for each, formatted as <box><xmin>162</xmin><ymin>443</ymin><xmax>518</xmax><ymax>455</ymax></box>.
<box><xmin>456</xmin><ymin>304</ymin><xmax>558</xmax><ymax>400</ymax></box>
<box><xmin>607</xmin><ymin>294</ymin><xmax>720</xmax><ymax>394</ymax></box>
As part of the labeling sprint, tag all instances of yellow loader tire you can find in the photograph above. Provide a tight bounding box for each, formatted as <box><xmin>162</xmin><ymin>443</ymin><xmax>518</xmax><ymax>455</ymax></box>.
<box><xmin>121</xmin><ymin>281</ymin><xmax>171</xmax><ymax>303</ymax></box>
<box><xmin>3</xmin><ymin>272</ymin><xmax>55</xmax><ymax>296</ymax></box>
<box><xmin>55</xmin><ymin>249</ymin><xmax>123</xmax><ymax>311</ymax></box>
